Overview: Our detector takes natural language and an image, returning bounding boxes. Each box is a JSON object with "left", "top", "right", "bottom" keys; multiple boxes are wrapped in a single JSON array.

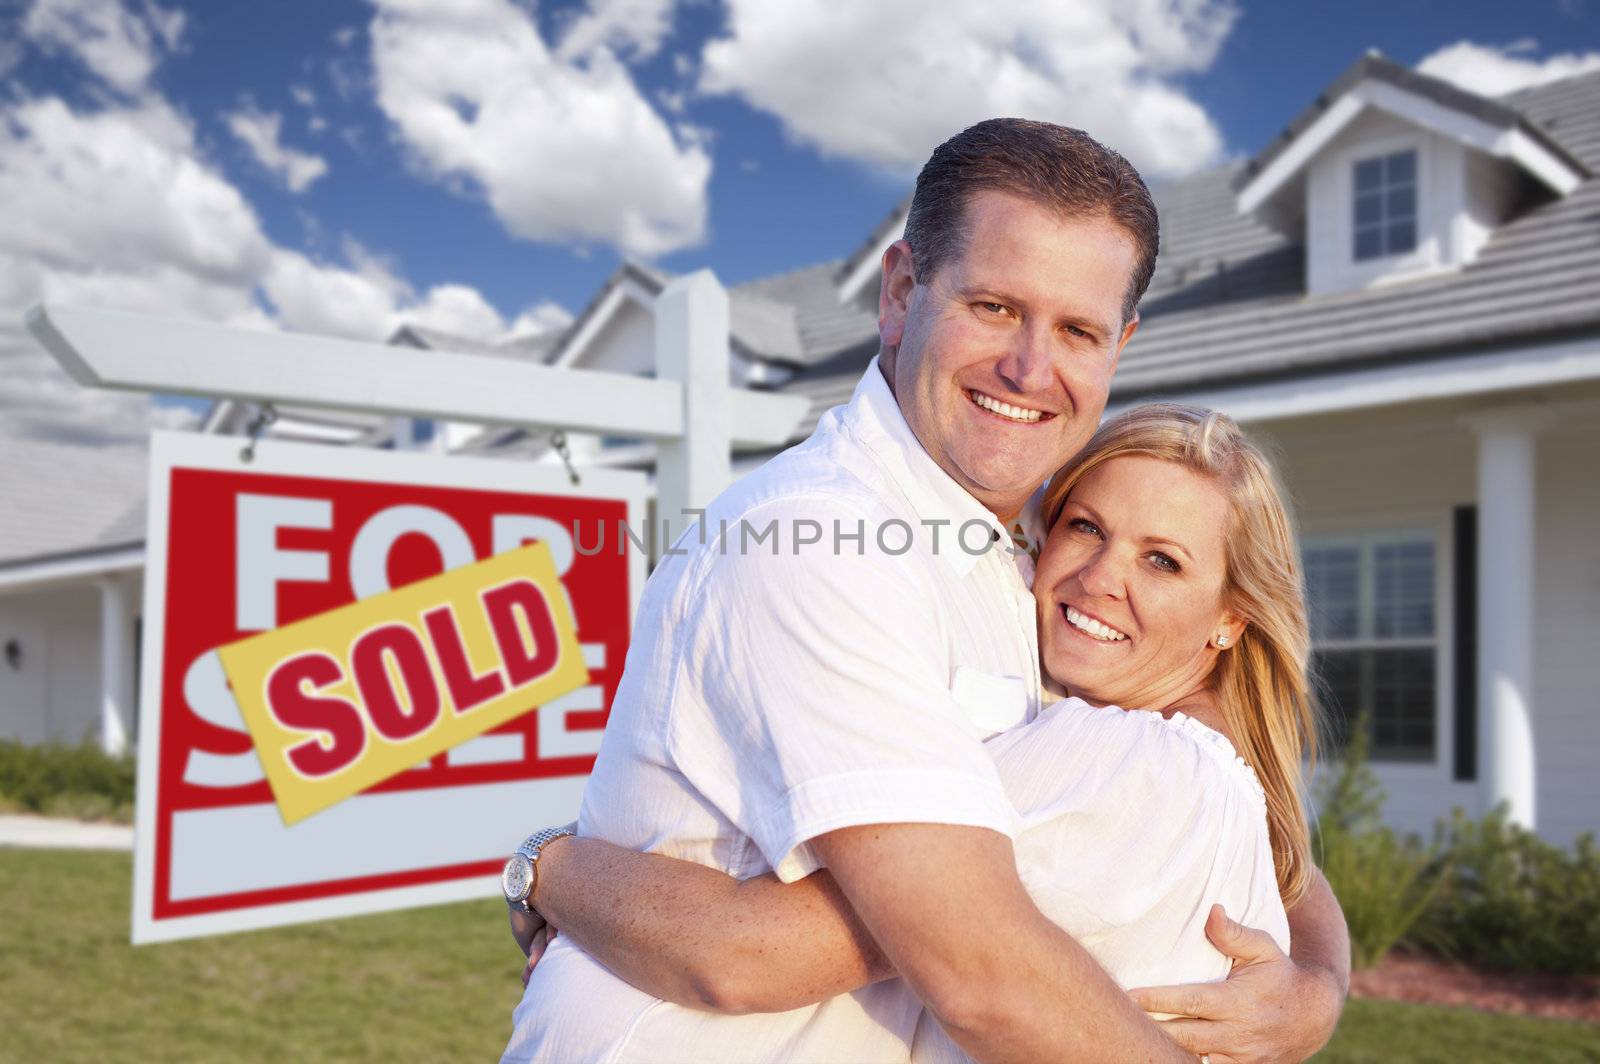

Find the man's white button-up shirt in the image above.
[{"left": 506, "top": 358, "right": 1046, "bottom": 1062}]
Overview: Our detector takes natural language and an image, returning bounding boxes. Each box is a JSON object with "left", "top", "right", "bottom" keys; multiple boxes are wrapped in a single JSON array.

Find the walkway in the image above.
[{"left": 0, "top": 813, "right": 133, "bottom": 850}]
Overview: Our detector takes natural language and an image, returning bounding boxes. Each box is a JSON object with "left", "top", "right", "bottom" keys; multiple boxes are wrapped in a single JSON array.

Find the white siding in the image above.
[
  {"left": 1258, "top": 406, "right": 1600, "bottom": 845},
  {"left": 0, "top": 584, "right": 107, "bottom": 747},
  {"left": 1533, "top": 416, "right": 1600, "bottom": 846},
  {"left": 1263, "top": 412, "right": 1479, "bottom": 838},
  {"left": 580, "top": 300, "right": 657, "bottom": 377}
]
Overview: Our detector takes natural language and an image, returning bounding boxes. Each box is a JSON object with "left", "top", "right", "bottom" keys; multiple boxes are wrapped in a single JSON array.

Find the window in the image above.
[
  {"left": 1304, "top": 529, "right": 1437, "bottom": 761},
  {"left": 1352, "top": 150, "right": 1418, "bottom": 262}
]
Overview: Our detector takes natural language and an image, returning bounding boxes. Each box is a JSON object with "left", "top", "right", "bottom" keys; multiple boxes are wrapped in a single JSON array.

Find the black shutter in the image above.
[{"left": 1453, "top": 505, "right": 1477, "bottom": 782}]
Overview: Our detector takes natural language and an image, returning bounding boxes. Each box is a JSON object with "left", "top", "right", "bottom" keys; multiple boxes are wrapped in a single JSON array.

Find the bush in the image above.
[
  {"left": 1413, "top": 808, "right": 1600, "bottom": 976},
  {"left": 0, "top": 739, "right": 136, "bottom": 823},
  {"left": 1313, "top": 723, "right": 1446, "bottom": 969}
]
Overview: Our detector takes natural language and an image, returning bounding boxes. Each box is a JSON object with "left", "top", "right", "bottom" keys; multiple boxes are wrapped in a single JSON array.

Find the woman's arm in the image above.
[{"left": 524, "top": 836, "right": 894, "bottom": 1013}]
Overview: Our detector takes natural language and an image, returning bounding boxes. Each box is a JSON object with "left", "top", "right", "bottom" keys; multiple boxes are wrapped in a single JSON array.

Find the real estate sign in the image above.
[{"left": 132, "top": 432, "right": 645, "bottom": 944}]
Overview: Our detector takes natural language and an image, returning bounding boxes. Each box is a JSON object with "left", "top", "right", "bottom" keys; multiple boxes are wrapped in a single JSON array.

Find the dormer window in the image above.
[
  {"left": 1233, "top": 53, "right": 1588, "bottom": 297},
  {"left": 1352, "top": 149, "right": 1417, "bottom": 261}
]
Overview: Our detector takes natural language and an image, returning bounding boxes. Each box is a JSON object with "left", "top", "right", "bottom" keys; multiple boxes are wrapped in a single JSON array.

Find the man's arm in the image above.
[
  {"left": 522, "top": 835, "right": 892, "bottom": 1012},
  {"left": 815, "top": 823, "right": 1193, "bottom": 1064},
  {"left": 1128, "top": 867, "right": 1350, "bottom": 1064}
]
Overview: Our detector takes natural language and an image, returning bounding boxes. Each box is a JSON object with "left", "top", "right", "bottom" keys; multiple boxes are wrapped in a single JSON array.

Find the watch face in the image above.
[{"left": 502, "top": 853, "right": 533, "bottom": 903}]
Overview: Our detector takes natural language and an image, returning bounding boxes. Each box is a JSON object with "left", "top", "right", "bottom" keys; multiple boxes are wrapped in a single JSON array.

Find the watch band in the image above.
[{"left": 503, "top": 824, "right": 575, "bottom": 911}]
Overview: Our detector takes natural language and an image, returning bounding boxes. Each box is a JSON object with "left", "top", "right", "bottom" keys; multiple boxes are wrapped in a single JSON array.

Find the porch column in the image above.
[
  {"left": 654, "top": 270, "right": 732, "bottom": 548},
  {"left": 97, "top": 574, "right": 136, "bottom": 756},
  {"left": 1469, "top": 407, "right": 1548, "bottom": 829}
]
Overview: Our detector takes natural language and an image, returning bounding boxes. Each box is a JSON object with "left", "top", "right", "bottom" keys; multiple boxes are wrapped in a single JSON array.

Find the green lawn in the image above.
[{"left": 3, "top": 848, "right": 1597, "bottom": 1063}]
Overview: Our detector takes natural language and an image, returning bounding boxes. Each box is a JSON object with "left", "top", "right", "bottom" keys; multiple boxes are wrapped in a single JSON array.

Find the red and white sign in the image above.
[{"left": 131, "top": 432, "right": 645, "bottom": 944}]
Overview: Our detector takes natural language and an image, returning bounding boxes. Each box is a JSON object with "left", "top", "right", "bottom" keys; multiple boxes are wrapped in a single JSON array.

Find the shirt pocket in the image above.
[{"left": 948, "top": 665, "right": 1033, "bottom": 738}]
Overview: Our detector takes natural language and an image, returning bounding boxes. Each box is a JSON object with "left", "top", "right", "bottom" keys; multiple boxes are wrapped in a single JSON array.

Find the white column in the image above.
[
  {"left": 654, "top": 270, "right": 732, "bottom": 551},
  {"left": 98, "top": 573, "right": 137, "bottom": 756},
  {"left": 1470, "top": 407, "right": 1548, "bottom": 829}
]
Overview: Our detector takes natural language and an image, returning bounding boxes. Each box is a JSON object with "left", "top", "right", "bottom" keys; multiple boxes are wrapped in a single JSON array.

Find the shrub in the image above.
[
  {"left": 0, "top": 739, "right": 136, "bottom": 823},
  {"left": 1413, "top": 808, "right": 1600, "bottom": 976},
  {"left": 1312, "top": 723, "right": 1446, "bottom": 969}
]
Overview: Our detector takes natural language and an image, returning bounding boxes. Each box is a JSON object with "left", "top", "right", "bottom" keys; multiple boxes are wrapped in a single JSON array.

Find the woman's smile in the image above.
[{"left": 1059, "top": 603, "right": 1129, "bottom": 643}]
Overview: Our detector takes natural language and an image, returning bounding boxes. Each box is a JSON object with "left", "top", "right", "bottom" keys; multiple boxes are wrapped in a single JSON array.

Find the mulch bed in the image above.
[{"left": 1351, "top": 951, "right": 1600, "bottom": 1024}]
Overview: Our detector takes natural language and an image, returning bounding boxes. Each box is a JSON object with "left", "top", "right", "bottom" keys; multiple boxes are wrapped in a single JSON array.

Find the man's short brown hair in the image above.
[{"left": 903, "top": 118, "right": 1159, "bottom": 324}]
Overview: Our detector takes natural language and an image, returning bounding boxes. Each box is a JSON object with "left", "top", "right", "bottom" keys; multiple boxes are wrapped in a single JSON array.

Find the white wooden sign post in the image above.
[{"left": 26, "top": 269, "right": 809, "bottom": 529}]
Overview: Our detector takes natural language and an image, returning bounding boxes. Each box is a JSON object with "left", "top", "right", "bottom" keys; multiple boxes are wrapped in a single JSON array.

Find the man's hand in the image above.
[
  {"left": 508, "top": 905, "right": 559, "bottom": 987},
  {"left": 1129, "top": 905, "right": 1345, "bottom": 1064}
]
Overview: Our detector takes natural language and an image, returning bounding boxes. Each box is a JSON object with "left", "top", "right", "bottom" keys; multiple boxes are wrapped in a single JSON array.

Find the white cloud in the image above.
[
  {"left": 555, "top": 0, "right": 676, "bottom": 62},
  {"left": 223, "top": 105, "right": 330, "bottom": 192},
  {"left": 699, "top": 0, "right": 1236, "bottom": 179},
  {"left": 1416, "top": 39, "right": 1600, "bottom": 97},
  {"left": 290, "top": 83, "right": 316, "bottom": 108},
  {"left": 507, "top": 300, "right": 575, "bottom": 339},
  {"left": 0, "top": 94, "right": 271, "bottom": 311},
  {"left": 0, "top": 84, "right": 547, "bottom": 444},
  {"left": 22, "top": 0, "right": 185, "bottom": 95},
  {"left": 368, "top": 0, "right": 710, "bottom": 257}
]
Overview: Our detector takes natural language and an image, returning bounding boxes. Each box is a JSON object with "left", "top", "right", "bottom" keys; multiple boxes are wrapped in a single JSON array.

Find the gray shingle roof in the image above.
[
  {"left": 0, "top": 439, "right": 148, "bottom": 565},
  {"left": 554, "top": 259, "right": 826, "bottom": 367},
  {"left": 832, "top": 194, "right": 911, "bottom": 286},
  {"left": 733, "top": 261, "right": 879, "bottom": 366},
  {"left": 767, "top": 65, "right": 1600, "bottom": 421},
  {"left": 1237, "top": 53, "right": 1588, "bottom": 194},
  {"left": 1115, "top": 68, "right": 1600, "bottom": 397}
]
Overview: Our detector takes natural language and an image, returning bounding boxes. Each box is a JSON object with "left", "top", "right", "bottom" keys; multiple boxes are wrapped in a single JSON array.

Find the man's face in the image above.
[{"left": 879, "top": 189, "right": 1141, "bottom": 521}]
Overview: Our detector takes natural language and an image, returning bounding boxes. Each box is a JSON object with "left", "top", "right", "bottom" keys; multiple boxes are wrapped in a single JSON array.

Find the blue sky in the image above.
[{"left": 2, "top": 0, "right": 1598, "bottom": 442}]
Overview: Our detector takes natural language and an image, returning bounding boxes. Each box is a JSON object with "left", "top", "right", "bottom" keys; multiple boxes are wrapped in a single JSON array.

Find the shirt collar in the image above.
[{"left": 842, "top": 357, "right": 1014, "bottom": 578}]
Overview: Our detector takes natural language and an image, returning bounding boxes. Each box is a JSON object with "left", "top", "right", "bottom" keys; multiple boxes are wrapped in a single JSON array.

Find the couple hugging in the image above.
[{"left": 499, "top": 119, "right": 1351, "bottom": 1063}]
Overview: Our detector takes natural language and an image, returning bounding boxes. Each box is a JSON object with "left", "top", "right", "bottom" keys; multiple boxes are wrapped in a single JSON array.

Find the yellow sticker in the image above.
[{"left": 218, "top": 543, "right": 588, "bottom": 825}]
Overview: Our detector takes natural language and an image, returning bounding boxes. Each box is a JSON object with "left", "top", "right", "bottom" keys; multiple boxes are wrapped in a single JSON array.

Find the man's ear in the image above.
[
  {"left": 1109, "top": 310, "right": 1139, "bottom": 375},
  {"left": 878, "top": 239, "right": 917, "bottom": 350}
]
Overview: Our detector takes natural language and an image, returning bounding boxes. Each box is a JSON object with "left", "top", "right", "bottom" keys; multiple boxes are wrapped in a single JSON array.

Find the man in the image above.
[{"left": 502, "top": 119, "right": 1349, "bottom": 1063}]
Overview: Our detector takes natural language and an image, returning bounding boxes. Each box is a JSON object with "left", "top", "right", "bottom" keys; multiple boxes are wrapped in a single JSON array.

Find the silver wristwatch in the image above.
[{"left": 501, "top": 825, "right": 575, "bottom": 912}]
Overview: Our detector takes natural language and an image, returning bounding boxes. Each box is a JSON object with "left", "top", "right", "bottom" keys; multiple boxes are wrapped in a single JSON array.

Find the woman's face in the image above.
[{"left": 1035, "top": 454, "right": 1243, "bottom": 712}]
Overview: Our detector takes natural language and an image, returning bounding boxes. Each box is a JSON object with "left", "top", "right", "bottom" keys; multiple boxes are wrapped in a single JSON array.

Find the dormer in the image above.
[{"left": 1235, "top": 54, "right": 1589, "bottom": 297}]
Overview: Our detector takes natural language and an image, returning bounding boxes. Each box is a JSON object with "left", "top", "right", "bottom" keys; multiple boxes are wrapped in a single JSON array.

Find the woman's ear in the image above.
[{"left": 1213, "top": 611, "right": 1247, "bottom": 650}]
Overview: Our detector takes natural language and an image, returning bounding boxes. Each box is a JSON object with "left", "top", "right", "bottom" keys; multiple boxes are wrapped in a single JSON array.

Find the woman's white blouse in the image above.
[{"left": 912, "top": 697, "right": 1291, "bottom": 1064}]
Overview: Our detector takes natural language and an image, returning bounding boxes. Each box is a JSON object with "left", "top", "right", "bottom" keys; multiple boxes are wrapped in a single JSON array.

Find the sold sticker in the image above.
[{"left": 218, "top": 542, "right": 588, "bottom": 825}]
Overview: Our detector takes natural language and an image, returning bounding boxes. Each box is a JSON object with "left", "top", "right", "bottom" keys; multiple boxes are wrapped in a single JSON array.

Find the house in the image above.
[{"left": 3, "top": 54, "right": 1596, "bottom": 848}]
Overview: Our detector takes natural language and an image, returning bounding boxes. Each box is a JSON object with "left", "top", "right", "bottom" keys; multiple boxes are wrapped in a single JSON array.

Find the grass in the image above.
[
  {"left": 2, "top": 848, "right": 1597, "bottom": 1063},
  {"left": 1325, "top": 999, "right": 1600, "bottom": 1062},
  {"left": 0, "top": 848, "right": 524, "bottom": 1062}
]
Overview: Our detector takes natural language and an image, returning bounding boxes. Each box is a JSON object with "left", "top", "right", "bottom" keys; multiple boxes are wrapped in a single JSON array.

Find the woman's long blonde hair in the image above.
[{"left": 1040, "top": 403, "right": 1319, "bottom": 906}]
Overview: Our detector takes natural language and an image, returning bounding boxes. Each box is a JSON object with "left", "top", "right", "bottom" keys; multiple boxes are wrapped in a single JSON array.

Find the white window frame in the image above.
[
  {"left": 1316, "top": 128, "right": 1447, "bottom": 292},
  {"left": 1351, "top": 148, "right": 1420, "bottom": 263},
  {"left": 1302, "top": 512, "right": 1454, "bottom": 779}
]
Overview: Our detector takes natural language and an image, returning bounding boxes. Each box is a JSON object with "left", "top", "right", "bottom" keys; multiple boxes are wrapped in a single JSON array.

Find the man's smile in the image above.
[{"left": 966, "top": 388, "right": 1056, "bottom": 425}]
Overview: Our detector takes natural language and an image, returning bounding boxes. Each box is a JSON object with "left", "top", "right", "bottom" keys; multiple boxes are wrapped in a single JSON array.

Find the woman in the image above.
[{"left": 506, "top": 404, "right": 1319, "bottom": 1062}]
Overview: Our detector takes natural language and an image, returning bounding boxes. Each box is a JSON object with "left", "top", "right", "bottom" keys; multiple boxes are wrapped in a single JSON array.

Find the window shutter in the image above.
[{"left": 1453, "top": 505, "right": 1477, "bottom": 782}]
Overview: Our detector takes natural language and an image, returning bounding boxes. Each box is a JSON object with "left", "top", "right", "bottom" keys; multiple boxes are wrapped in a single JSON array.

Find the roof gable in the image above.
[{"left": 1236, "top": 53, "right": 1588, "bottom": 224}]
